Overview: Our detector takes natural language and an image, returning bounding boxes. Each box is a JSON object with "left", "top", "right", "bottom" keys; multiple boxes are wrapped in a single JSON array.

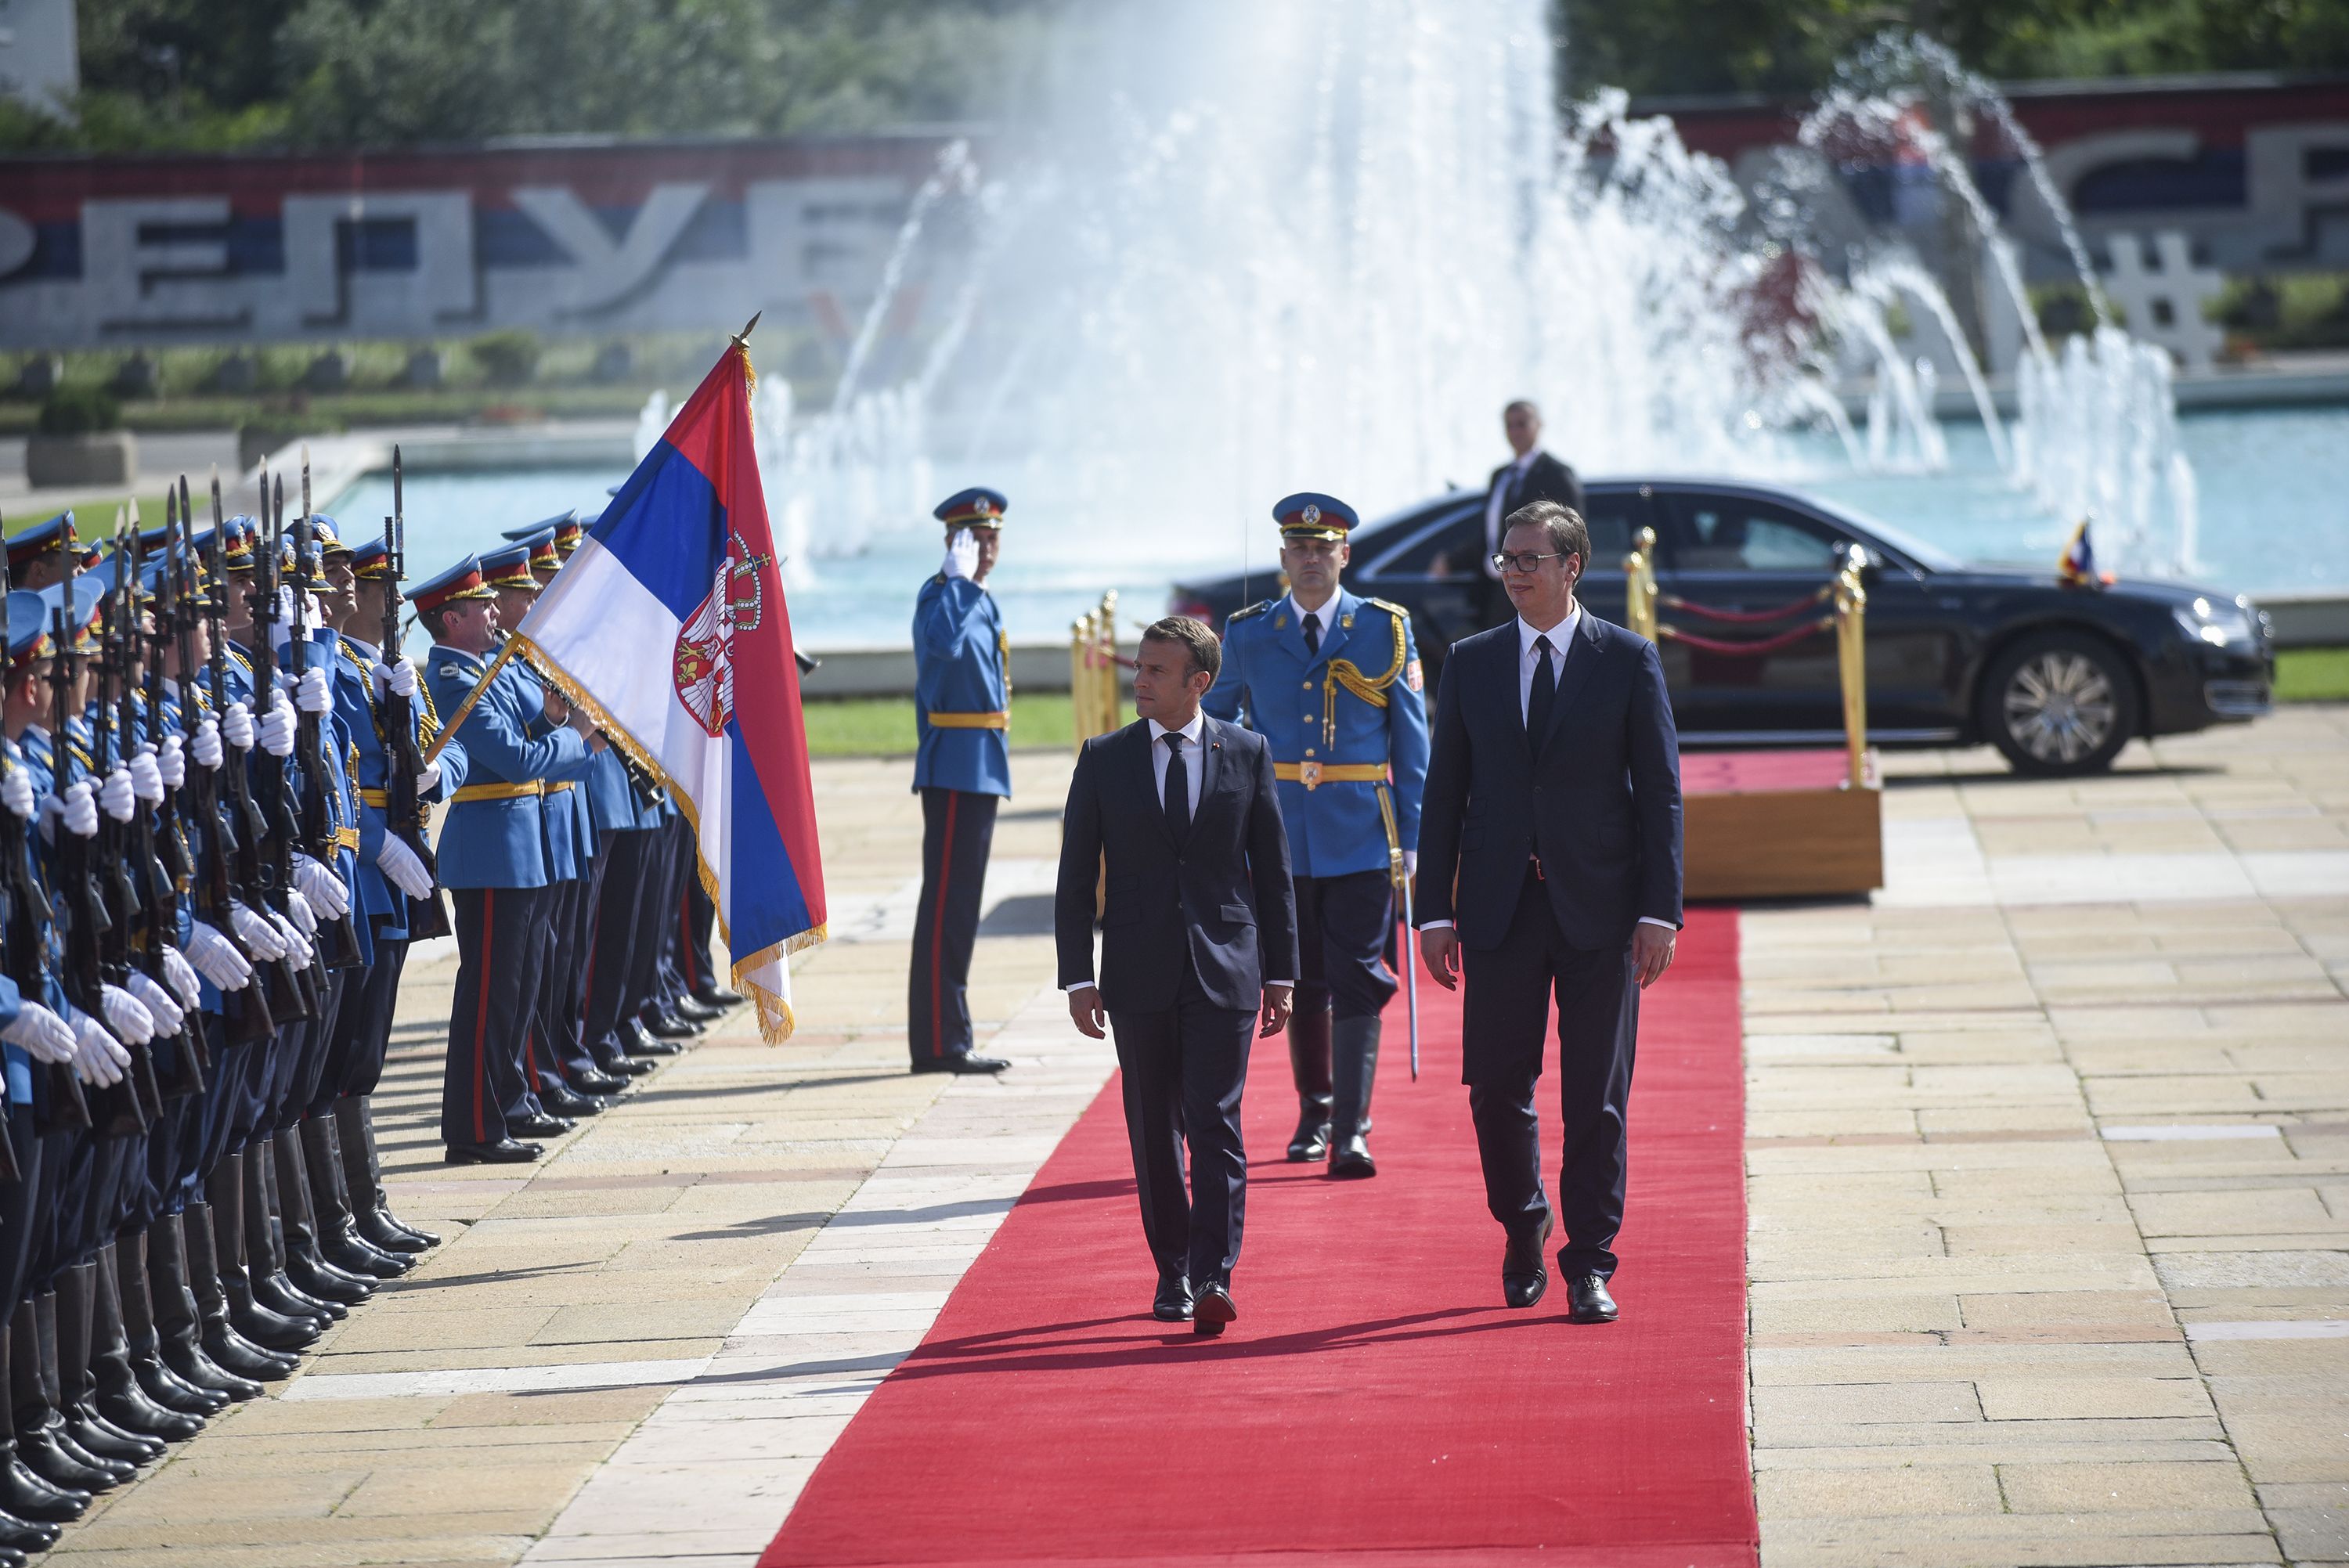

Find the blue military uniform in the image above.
[
  {"left": 907, "top": 487, "right": 1013, "bottom": 1074},
  {"left": 1203, "top": 492, "right": 1429, "bottom": 1176},
  {"left": 420, "top": 555, "right": 594, "bottom": 1161}
]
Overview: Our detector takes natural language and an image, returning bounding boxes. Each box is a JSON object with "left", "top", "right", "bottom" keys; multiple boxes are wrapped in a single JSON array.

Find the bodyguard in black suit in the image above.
[
  {"left": 1056, "top": 618, "right": 1298, "bottom": 1337},
  {"left": 1417, "top": 500, "right": 1683, "bottom": 1324},
  {"left": 1475, "top": 401, "right": 1586, "bottom": 629}
]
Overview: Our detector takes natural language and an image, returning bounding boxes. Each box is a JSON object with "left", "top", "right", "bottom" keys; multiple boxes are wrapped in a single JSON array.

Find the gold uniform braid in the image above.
[{"left": 1320, "top": 608, "right": 1409, "bottom": 748}]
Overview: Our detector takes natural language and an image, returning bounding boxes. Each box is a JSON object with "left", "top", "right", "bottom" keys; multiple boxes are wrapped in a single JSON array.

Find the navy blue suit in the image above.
[
  {"left": 1055, "top": 716, "right": 1297, "bottom": 1286},
  {"left": 1415, "top": 608, "right": 1682, "bottom": 1278}
]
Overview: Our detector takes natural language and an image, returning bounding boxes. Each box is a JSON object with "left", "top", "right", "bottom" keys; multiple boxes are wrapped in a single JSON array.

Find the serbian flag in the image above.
[
  {"left": 2056, "top": 517, "right": 2107, "bottom": 589},
  {"left": 506, "top": 330, "right": 825, "bottom": 1040}
]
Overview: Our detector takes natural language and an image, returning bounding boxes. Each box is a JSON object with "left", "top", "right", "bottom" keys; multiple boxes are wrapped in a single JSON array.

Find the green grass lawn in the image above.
[
  {"left": 4, "top": 492, "right": 178, "bottom": 535},
  {"left": 2277, "top": 647, "right": 2349, "bottom": 702},
  {"left": 800, "top": 692, "right": 1107, "bottom": 758}
]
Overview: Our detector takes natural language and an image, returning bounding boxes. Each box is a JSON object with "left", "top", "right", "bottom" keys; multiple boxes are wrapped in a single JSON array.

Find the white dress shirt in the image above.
[
  {"left": 1066, "top": 709, "right": 1290, "bottom": 993},
  {"left": 1285, "top": 594, "right": 1331, "bottom": 651},
  {"left": 1420, "top": 604, "right": 1674, "bottom": 935}
]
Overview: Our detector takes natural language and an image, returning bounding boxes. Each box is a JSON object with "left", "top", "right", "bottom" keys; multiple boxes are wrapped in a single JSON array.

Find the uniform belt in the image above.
[
  {"left": 358, "top": 788, "right": 388, "bottom": 808},
  {"left": 450, "top": 780, "right": 543, "bottom": 802},
  {"left": 335, "top": 827, "right": 361, "bottom": 852},
  {"left": 547, "top": 780, "right": 576, "bottom": 792},
  {"left": 1272, "top": 761, "right": 1387, "bottom": 789},
  {"left": 926, "top": 711, "right": 1009, "bottom": 730}
]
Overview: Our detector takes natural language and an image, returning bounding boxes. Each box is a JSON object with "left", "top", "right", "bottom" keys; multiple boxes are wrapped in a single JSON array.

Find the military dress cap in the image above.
[
  {"left": 507, "top": 526, "right": 561, "bottom": 572},
  {"left": 37, "top": 579, "right": 101, "bottom": 653},
  {"left": 412, "top": 555, "right": 496, "bottom": 615},
  {"left": 349, "top": 537, "right": 395, "bottom": 582},
  {"left": 480, "top": 544, "right": 539, "bottom": 593},
  {"left": 503, "top": 510, "right": 577, "bottom": 545},
  {"left": 218, "top": 517, "right": 258, "bottom": 571},
  {"left": 1273, "top": 492, "right": 1359, "bottom": 542},
  {"left": 934, "top": 487, "right": 1009, "bottom": 530},
  {"left": 5, "top": 592, "right": 52, "bottom": 667},
  {"left": 306, "top": 514, "right": 353, "bottom": 557},
  {"left": 5, "top": 512, "right": 74, "bottom": 571}
]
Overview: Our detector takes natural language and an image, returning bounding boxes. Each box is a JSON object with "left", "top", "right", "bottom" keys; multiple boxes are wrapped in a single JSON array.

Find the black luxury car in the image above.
[{"left": 1167, "top": 478, "right": 2275, "bottom": 777}]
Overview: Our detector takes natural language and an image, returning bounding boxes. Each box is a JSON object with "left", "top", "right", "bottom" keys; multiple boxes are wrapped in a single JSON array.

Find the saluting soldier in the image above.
[
  {"left": 907, "top": 487, "right": 1013, "bottom": 1076},
  {"left": 417, "top": 555, "right": 601, "bottom": 1165},
  {"left": 1203, "top": 492, "right": 1429, "bottom": 1177}
]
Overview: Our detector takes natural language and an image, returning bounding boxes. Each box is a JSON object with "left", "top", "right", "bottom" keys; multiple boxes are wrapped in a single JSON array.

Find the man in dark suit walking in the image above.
[
  {"left": 1416, "top": 500, "right": 1683, "bottom": 1324},
  {"left": 1056, "top": 618, "right": 1299, "bottom": 1336},
  {"left": 1475, "top": 402, "right": 1585, "bottom": 629}
]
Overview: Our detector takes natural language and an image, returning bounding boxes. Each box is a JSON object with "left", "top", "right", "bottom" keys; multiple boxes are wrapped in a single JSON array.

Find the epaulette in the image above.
[
  {"left": 1363, "top": 597, "right": 1411, "bottom": 619},
  {"left": 1225, "top": 599, "right": 1276, "bottom": 624}
]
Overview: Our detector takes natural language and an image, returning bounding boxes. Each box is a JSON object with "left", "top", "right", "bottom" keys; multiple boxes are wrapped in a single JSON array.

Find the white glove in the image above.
[
  {"left": 47, "top": 782, "right": 99, "bottom": 839},
  {"left": 159, "top": 943, "right": 203, "bottom": 1008},
  {"left": 99, "top": 769, "right": 136, "bottom": 824},
  {"left": 126, "top": 971, "right": 185, "bottom": 1036},
  {"left": 417, "top": 759, "right": 442, "bottom": 795},
  {"left": 294, "top": 853, "right": 350, "bottom": 919},
  {"left": 1402, "top": 849, "right": 1418, "bottom": 881},
  {"left": 0, "top": 1002, "right": 76, "bottom": 1065},
  {"left": 99, "top": 982, "right": 156, "bottom": 1045},
  {"left": 940, "top": 527, "right": 979, "bottom": 581},
  {"left": 128, "top": 747, "right": 164, "bottom": 805},
  {"left": 221, "top": 701, "right": 254, "bottom": 752},
  {"left": 157, "top": 734, "right": 186, "bottom": 788},
  {"left": 280, "top": 890, "right": 318, "bottom": 938},
  {"left": 70, "top": 1015, "right": 128, "bottom": 1087},
  {"left": 190, "top": 719, "right": 223, "bottom": 770},
  {"left": 1, "top": 767, "right": 33, "bottom": 821},
  {"left": 270, "top": 908, "right": 316, "bottom": 968},
  {"left": 292, "top": 667, "right": 330, "bottom": 716},
  {"left": 186, "top": 921, "right": 254, "bottom": 991},
  {"left": 227, "top": 902, "right": 287, "bottom": 962},
  {"left": 375, "top": 658, "right": 420, "bottom": 700},
  {"left": 376, "top": 834, "right": 436, "bottom": 901},
  {"left": 259, "top": 691, "right": 296, "bottom": 756}
]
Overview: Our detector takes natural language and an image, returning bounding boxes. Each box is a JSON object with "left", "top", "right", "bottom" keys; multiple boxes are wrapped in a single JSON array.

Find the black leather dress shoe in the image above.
[
  {"left": 1565, "top": 1271, "right": 1618, "bottom": 1324},
  {"left": 670, "top": 994, "right": 723, "bottom": 1022},
  {"left": 620, "top": 1020, "right": 684, "bottom": 1058},
  {"left": 1191, "top": 1281, "right": 1236, "bottom": 1338},
  {"left": 1328, "top": 1131, "right": 1376, "bottom": 1179},
  {"left": 536, "top": 1084, "right": 602, "bottom": 1118},
  {"left": 444, "top": 1139, "right": 543, "bottom": 1166},
  {"left": 693, "top": 985, "right": 745, "bottom": 1008},
  {"left": 911, "top": 1053, "right": 1008, "bottom": 1076},
  {"left": 508, "top": 1112, "right": 575, "bottom": 1138},
  {"left": 604, "top": 1054, "right": 659, "bottom": 1078},
  {"left": 644, "top": 1010, "right": 701, "bottom": 1040},
  {"left": 1152, "top": 1269, "right": 1193, "bottom": 1323},
  {"left": 1503, "top": 1215, "right": 1553, "bottom": 1310},
  {"left": 572, "top": 1069, "right": 632, "bottom": 1097},
  {"left": 1286, "top": 1105, "right": 1330, "bottom": 1162}
]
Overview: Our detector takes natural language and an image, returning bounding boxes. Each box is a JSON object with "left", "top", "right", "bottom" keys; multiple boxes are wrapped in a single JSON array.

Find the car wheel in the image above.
[{"left": 1979, "top": 631, "right": 2137, "bottom": 777}]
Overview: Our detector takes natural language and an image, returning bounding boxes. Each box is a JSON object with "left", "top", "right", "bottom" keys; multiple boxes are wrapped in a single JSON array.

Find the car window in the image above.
[
  {"left": 1577, "top": 492, "right": 1647, "bottom": 568},
  {"left": 1362, "top": 505, "right": 1482, "bottom": 581},
  {"left": 1663, "top": 494, "right": 1841, "bottom": 574}
]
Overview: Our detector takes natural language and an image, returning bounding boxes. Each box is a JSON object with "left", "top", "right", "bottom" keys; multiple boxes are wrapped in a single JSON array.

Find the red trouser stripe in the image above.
[
  {"left": 680, "top": 886, "right": 699, "bottom": 989},
  {"left": 472, "top": 890, "right": 494, "bottom": 1144},
  {"left": 929, "top": 791, "right": 958, "bottom": 1059}
]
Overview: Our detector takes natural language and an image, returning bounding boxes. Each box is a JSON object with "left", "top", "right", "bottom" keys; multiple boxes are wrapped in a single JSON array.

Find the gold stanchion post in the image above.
[
  {"left": 1069, "top": 613, "right": 1094, "bottom": 757},
  {"left": 1624, "top": 525, "right": 1659, "bottom": 642},
  {"left": 1834, "top": 545, "right": 1869, "bottom": 788}
]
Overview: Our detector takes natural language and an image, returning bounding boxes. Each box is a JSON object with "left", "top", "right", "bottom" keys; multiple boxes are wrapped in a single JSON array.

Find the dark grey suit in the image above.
[
  {"left": 1055, "top": 716, "right": 1298, "bottom": 1285},
  {"left": 1415, "top": 610, "right": 1682, "bottom": 1278}
]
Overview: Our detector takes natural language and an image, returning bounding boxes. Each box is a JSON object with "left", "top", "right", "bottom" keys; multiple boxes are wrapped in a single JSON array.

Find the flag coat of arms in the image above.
[{"left": 505, "top": 334, "right": 825, "bottom": 1040}]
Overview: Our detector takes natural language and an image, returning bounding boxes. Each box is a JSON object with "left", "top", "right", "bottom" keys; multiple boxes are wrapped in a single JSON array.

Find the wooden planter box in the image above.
[
  {"left": 1682, "top": 749, "right": 1883, "bottom": 902},
  {"left": 26, "top": 431, "right": 136, "bottom": 488}
]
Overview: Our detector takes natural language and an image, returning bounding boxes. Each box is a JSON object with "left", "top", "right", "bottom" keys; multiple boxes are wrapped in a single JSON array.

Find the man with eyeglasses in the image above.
[{"left": 1415, "top": 500, "right": 1682, "bottom": 1326}]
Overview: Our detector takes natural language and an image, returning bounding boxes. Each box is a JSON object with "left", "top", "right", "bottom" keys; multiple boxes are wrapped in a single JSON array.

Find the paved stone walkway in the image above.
[{"left": 34, "top": 710, "right": 2349, "bottom": 1566}]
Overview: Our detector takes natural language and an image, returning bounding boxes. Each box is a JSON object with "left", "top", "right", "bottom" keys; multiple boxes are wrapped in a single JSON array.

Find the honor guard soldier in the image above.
[
  {"left": 9, "top": 513, "right": 78, "bottom": 593},
  {"left": 416, "top": 554, "right": 601, "bottom": 1165},
  {"left": 908, "top": 487, "right": 1012, "bottom": 1076},
  {"left": 1203, "top": 492, "right": 1428, "bottom": 1177}
]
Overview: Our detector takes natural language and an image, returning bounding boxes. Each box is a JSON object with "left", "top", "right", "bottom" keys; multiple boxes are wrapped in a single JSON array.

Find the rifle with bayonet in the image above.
[
  {"left": 132, "top": 502, "right": 207, "bottom": 1094},
  {"left": 96, "top": 528, "right": 168, "bottom": 1122},
  {"left": 55, "top": 591, "right": 151, "bottom": 1136},
  {"left": 380, "top": 446, "right": 450, "bottom": 941},
  {"left": 290, "top": 454, "right": 361, "bottom": 969},
  {"left": 248, "top": 474, "right": 321, "bottom": 1015}
]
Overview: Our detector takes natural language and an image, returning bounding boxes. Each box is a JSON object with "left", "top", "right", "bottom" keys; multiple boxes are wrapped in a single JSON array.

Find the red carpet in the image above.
[
  {"left": 763, "top": 908, "right": 1754, "bottom": 1568},
  {"left": 1680, "top": 748, "right": 1849, "bottom": 793}
]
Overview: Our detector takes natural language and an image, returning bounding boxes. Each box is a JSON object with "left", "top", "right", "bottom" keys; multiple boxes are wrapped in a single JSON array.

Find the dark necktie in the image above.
[
  {"left": 1163, "top": 732, "right": 1190, "bottom": 843},
  {"left": 1303, "top": 613, "right": 1321, "bottom": 658},
  {"left": 1526, "top": 633, "right": 1557, "bottom": 745}
]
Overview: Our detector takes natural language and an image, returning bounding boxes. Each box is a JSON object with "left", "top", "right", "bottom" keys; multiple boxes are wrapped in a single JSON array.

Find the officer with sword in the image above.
[{"left": 1204, "top": 492, "right": 1428, "bottom": 1177}]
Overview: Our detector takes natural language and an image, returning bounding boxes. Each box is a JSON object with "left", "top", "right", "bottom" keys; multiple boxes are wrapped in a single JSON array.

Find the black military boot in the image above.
[
  {"left": 1286, "top": 1004, "right": 1334, "bottom": 1162},
  {"left": 89, "top": 1242, "right": 205, "bottom": 1441},
  {"left": 337, "top": 1096, "right": 439, "bottom": 1252},
  {"left": 0, "top": 1314, "right": 95, "bottom": 1521},
  {"left": 276, "top": 1132, "right": 374, "bottom": 1308},
  {"left": 217, "top": 1152, "right": 324, "bottom": 1350},
  {"left": 303, "top": 1118, "right": 409, "bottom": 1280},
  {"left": 18, "top": 1296, "right": 126, "bottom": 1491},
  {"left": 250, "top": 1137, "right": 348, "bottom": 1322},
  {"left": 148, "top": 1213, "right": 265, "bottom": 1399},
  {"left": 1327, "top": 1016, "right": 1382, "bottom": 1179},
  {"left": 184, "top": 1201, "right": 296, "bottom": 1379},
  {"left": 0, "top": 1352, "right": 76, "bottom": 1530},
  {"left": 55, "top": 1265, "right": 158, "bottom": 1469}
]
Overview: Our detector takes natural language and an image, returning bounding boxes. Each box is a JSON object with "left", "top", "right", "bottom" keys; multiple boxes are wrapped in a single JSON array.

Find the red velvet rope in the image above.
[
  {"left": 1658, "top": 615, "right": 1836, "bottom": 657},
  {"left": 1657, "top": 583, "right": 1833, "bottom": 624}
]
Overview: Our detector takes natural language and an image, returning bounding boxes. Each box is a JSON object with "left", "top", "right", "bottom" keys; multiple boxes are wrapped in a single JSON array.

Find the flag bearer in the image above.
[{"left": 908, "top": 488, "right": 1012, "bottom": 1076}]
